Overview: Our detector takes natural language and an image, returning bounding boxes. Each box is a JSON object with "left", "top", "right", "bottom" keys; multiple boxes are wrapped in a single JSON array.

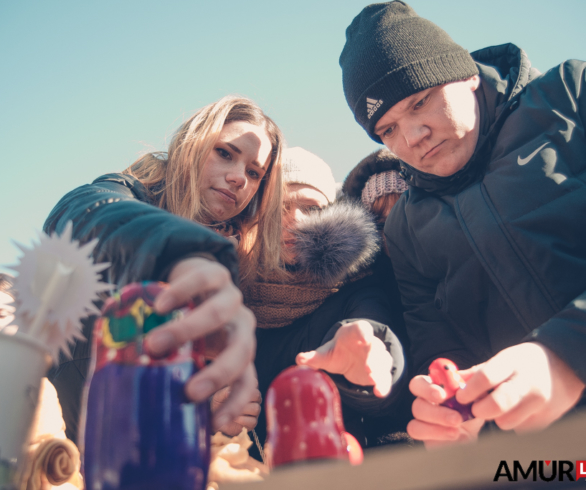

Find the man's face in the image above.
[
  {"left": 374, "top": 76, "right": 481, "bottom": 177},
  {"left": 282, "top": 183, "right": 329, "bottom": 265}
]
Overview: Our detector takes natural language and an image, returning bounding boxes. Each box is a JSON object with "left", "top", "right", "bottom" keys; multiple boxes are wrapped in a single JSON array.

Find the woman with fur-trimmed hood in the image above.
[{"left": 242, "top": 148, "right": 410, "bottom": 459}]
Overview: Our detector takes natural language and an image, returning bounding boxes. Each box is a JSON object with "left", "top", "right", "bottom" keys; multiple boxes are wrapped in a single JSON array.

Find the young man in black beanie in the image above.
[{"left": 340, "top": 0, "right": 586, "bottom": 448}]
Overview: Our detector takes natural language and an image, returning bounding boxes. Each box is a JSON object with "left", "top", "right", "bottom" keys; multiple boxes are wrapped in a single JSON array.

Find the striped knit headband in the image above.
[{"left": 361, "top": 170, "right": 408, "bottom": 209}]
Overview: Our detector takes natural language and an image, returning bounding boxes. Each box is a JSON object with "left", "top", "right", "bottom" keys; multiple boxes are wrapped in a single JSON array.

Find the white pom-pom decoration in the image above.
[{"left": 8, "top": 222, "right": 110, "bottom": 360}]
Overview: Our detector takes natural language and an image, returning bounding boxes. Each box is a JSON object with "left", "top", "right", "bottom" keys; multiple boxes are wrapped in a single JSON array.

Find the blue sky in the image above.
[{"left": 2, "top": 0, "right": 585, "bottom": 271}]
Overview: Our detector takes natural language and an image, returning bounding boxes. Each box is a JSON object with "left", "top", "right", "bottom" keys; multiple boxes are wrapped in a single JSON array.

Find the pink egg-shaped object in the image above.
[
  {"left": 265, "top": 366, "right": 349, "bottom": 468},
  {"left": 343, "top": 431, "right": 363, "bottom": 466}
]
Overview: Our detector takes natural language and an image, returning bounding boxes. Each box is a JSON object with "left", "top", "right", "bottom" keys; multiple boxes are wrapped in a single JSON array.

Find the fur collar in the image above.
[{"left": 291, "top": 199, "right": 380, "bottom": 288}]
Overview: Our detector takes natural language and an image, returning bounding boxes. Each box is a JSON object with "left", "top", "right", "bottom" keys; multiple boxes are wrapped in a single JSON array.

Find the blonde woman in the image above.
[{"left": 43, "top": 95, "right": 284, "bottom": 445}]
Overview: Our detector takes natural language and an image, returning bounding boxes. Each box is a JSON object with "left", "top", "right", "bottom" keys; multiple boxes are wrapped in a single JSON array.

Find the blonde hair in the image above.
[{"left": 124, "top": 95, "right": 284, "bottom": 285}]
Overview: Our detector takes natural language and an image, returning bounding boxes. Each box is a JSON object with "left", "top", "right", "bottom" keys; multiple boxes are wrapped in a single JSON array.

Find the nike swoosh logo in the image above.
[{"left": 517, "top": 142, "right": 549, "bottom": 166}]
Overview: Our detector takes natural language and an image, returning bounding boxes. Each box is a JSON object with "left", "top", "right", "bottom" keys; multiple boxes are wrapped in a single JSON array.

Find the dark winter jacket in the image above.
[
  {"left": 250, "top": 201, "right": 410, "bottom": 455},
  {"left": 43, "top": 173, "right": 238, "bottom": 443},
  {"left": 385, "top": 43, "right": 586, "bottom": 384}
]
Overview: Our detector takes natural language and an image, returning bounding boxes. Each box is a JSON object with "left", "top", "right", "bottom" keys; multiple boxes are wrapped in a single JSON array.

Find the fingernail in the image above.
[
  {"left": 447, "top": 413, "right": 461, "bottom": 426},
  {"left": 187, "top": 379, "right": 215, "bottom": 401},
  {"left": 146, "top": 331, "right": 174, "bottom": 355}
]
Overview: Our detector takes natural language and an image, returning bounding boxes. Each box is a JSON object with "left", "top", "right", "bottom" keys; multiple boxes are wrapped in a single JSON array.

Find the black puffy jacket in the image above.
[
  {"left": 386, "top": 43, "right": 586, "bottom": 384},
  {"left": 43, "top": 173, "right": 238, "bottom": 443}
]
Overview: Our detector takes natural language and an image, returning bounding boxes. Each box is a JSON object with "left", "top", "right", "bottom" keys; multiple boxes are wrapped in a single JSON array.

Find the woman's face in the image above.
[
  {"left": 281, "top": 183, "right": 329, "bottom": 265},
  {"left": 201, "top": 121, "right": 273, "bottom": 221}
]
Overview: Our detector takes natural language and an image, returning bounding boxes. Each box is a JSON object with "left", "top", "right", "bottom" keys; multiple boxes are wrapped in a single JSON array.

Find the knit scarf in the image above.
[{"left": 242, "top": 276, "right": 339, "bottom": 330}]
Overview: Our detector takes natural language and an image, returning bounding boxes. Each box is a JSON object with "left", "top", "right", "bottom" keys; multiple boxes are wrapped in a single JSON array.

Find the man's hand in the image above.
[
  {"left": 407, "top": 374, "right": 485, "bottom": 448},
  {"left": 457, "top": 342, "right": 585, "bottom": 432},
  {"left": 408, "top": 342, "right": 585, "bottom": 449},
  {"left": 211, "top": 385, "right": 262, "bottom": 436},
  {"left": 143, "top": 257, "right": 257, "bottom": 431},
  {"left": 295, "top": 320, "right": 393, "bottom": 397}
]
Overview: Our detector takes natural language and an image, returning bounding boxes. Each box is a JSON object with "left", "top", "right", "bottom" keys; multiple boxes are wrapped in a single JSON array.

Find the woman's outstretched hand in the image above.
[
  {"left": 296, "top": 320, "right": 393, "bottom": 398},
  {"left": 144, "top": 257, "right": 257, "bottom": 432}
]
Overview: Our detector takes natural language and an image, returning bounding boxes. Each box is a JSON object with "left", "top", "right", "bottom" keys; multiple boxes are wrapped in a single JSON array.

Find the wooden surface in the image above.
[{"left": 227, "top": 409, "right": 586, "bottom": 490}]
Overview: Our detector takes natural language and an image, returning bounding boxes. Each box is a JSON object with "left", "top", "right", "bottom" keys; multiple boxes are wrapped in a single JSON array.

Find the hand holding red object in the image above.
[
  {"left": 407, "top": 373, "right": 485, "bottom": 448},
  {"left": 428, "top": 358, "right": 474, "bottom": 421},
  {"left": 456, "top": 343, "right": 585, "bottom": 432}
]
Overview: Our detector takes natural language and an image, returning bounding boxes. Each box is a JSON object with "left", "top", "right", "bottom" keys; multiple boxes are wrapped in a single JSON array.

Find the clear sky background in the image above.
[{"left": 2, "top": 0, "right": 585, "bottom": 271}]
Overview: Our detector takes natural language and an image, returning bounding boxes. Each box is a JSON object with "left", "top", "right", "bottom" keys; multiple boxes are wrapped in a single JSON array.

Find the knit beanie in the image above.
[
  {"left": 339, "top": 1, "right": 479, "bottom": 143},
  {"left": 283, "top": 147, "right": 337, "bottom": 203}
]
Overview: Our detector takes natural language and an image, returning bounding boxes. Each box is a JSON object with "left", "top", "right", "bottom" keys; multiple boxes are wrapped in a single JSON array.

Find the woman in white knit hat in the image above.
[{"left": 242, "top": 147, "right": 411, "bottom": 461}]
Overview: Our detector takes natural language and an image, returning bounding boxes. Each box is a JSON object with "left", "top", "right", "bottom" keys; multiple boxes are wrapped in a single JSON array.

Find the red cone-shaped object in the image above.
[{"left": 265, "top": 366, "right": 349, "bottom": 468}]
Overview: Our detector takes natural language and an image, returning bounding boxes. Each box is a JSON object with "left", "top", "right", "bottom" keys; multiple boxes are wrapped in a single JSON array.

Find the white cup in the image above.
[{"left": 0, "top": 331, "right": 51, "bottom": 488}]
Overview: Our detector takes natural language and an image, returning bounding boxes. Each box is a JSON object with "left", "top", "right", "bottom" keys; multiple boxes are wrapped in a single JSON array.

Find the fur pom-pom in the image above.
[{"left": 292, "top": 200, "right": 380, "bottom": 287}]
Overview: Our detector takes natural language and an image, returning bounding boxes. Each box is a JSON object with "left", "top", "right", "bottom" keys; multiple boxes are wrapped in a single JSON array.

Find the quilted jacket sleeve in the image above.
[
  {"left": 43, "top": 173, "right": 239, "bottom": 285},
  {"left": 523, "top": 60, "right": 586, "bottom": 384}
]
